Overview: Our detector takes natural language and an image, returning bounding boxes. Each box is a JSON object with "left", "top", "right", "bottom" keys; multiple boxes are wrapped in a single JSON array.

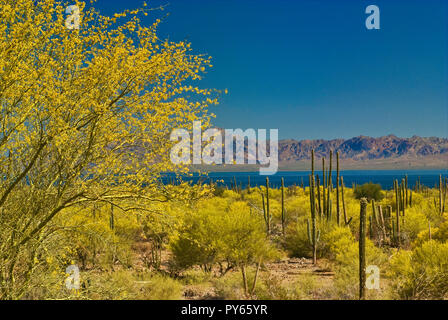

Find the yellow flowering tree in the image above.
[{"left": 0, "top": 0, "right": 217, "bottom": 298}]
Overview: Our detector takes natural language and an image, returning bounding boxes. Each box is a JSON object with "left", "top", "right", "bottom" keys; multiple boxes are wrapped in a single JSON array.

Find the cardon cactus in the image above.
[
  {"left": 359, "top": 198, "right": 368, "bottom": 300},
  {"left": 281, "top": 177, "right": 286, "bottom": 235},
  {"left": 308, "top": 150, "right": 320, "bottom": 265}
]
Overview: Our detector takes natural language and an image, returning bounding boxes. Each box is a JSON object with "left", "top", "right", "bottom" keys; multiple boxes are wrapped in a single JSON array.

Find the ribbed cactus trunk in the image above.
[
  {"left": 341, "top": 176, "right": 348, "bottom": 225},
  {"left": 310, "top": 149, "right": 315, "bottom": 218},
  {"left": 307, "top": 149, "right": 320, "bottom": 264},
  {"left": 394, "top": 180, "right": 400, "bottom": 217},
  {"left": 281, "top": 177, "right": 285, "bottom": 236},
  {"left": 261, "top": 193, "right": 269, "bottom": 235},
  {"left": 401, "top": 179, "right": 406, "bottom": 217},
  {"left": 327, "top": 151, "right": 333, "bottom": 220},
  {"left": 336, "top": 151, "right": 340, "bottom": 226},
  {"left": 439, "top": 175, "right": 443, "bottom": 215},
  {"left": 265, "top": 177, "right": 271, "bottom": 234},
  {"left": 442, "top": 177, "right": 448, "bottom": 212},
  {"left": 308, "top": 174, "right": 318, "bottom": 265},
  {"left": 370, "top": 200, "right": 378, "bottom": 241},
  {"left": 322, "top": 157, "right": 326, "bottom": 219},
  {"left": 316, "top": 175, "right": 322, "bottom": 218},
  {"left": 359, "top": 198, "right": 368, "bottom": 300},
  {"left": 311, "top": 149, "right": 315, "bottom": 177},
  {"left": 396, "top": 202, "right": 401, "bottom": 248},
  {"left": 405, "top": 175, "right": 409, "bottom": 207},
  {"left": 387, "top": 205, "right": 393, "bottom": 240},
  {"left": 378, "top": 205, "right": 387, "bottom": 245}
]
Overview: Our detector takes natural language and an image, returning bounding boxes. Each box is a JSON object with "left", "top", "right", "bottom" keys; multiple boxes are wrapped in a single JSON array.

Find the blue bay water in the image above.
[{"left": 162, "top": 170, "right": 448, "bottom": 190}]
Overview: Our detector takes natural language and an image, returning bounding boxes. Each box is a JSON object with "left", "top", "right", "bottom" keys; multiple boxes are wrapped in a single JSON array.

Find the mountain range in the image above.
[
  {"left": 276, "top": 135, "right": 448, "bottom": 170},
  {"left": 200, "top": 134, "right": 448, "bottom": 171}
]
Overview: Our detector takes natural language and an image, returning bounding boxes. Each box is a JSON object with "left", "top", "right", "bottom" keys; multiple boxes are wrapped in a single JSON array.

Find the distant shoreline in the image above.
[{"left": 193, "top": 159, "right": 448, "bottom": 172}]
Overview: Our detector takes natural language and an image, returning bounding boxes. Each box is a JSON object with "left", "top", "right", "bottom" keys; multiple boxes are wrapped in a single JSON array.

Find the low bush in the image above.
[{"left": 388, "top": 240, "right": 448, "bottom": 299}]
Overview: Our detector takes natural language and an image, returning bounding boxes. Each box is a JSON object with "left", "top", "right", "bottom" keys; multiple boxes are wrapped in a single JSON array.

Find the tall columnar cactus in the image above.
[
  {"left": 395, "top": 200, "right": 401, "bottom": 248},
  {"left": 401, "top": 179, "right": 406, "bottom": 216},
  {"left": 372, "top": 200, "right": 379, "bottom": 226},
  {"left": 341, "top": 176, "right": 349, "bottom": 225},
  {"left": 439, "top": 174, "right": 443, "bottom": 215},
  {"left": 394, "top": 180, "right": 400, "bottom": 216},
  {"left": 322, "top": 157, "right": 326, "bottom": 218},
  {"left": 261, "top": 194, "right": 270, "bottom": 234},
  {"left": 308, "top": 174, "right": 320, "bottom": 265},
  {"left": 328, "top": 151, "right": 333, "bottom": 190},
  {"left": 261, "top": 192, "right": 266, "bottom": 222},
  {"left": 359, "top": 198, "right": 368, "bottom": 300},
  {"left": 336, "top": 151, "right": 340, "bottom": 225},
  {"left": 378, "top": 205, "right": 387, "bottom": 244},
  {"left": 311, "top": 149, "right": 315, "bottom": 177},
  {"left": 370, "top": 200, "right": 378, "bottom": 241},
  {"left": 387, "top": 205, "right": 393, "bottom": 238},
  {"left": 265, "top": 177, "right": 271, "bottom": 233},
  {"left": 392, "top": 220, "right": 396, "bottom": 243},
  {"left": 443, "top": 177, "right": 447, "bottom": 213},
  {"left": 281, "top": 177, "right": 286, "bottom": 235},
  {"left": 327, "top": 151, "right": 333, "bottom": 219},
  {"left": 310, "top": 149, "right": 315, "bottom": 216},
  {"left": 316, "top": 175, "right": 322, "bottom": 217},
  {"left": 405, "top": 175, "right": 409, "bottom": 207}
]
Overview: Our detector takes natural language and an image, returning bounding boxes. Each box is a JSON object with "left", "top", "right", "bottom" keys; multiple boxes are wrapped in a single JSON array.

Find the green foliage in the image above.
[
  {"left": 331, "top": 238, "right": 387, "bottom": 300},
  {"left": 285, "top": 218, "right": 353, "bottom": 260},
  {"left": 388, "top": 241, "right": 448, "bottom": 299},
  {"left": 354, "top": 183, "right": 384, "bottom": 202},
  {"left": 169, "top": 199, "right": 279, "bottom": 272}
]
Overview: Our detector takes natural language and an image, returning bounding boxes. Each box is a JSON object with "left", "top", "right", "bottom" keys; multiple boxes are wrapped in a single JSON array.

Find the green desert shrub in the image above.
[
  {"left": 169, "top": 199, "right": 279, "bottom": 273},
  {"left": 284, "top": 218, "right": 353, "bottom": 260},
  {"left": 413, "top": 219, "right": 448, "bottom": 247},
  {"left": 388, "top": 240, "right": 448, "bottom": 299},
  {"left": 354, "top": 183, "right": 384, "bottom": 202},
  {"left": 331, "top": 238, "right": 387, "bottom": 300},
  {"left": 399, "top": 209, "right": 429, "bottom": 246}
]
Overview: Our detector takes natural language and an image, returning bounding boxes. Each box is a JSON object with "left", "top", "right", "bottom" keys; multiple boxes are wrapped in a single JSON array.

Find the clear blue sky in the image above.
[{"left": 95, "top": 0, "right": 448, "bottom": 140}]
